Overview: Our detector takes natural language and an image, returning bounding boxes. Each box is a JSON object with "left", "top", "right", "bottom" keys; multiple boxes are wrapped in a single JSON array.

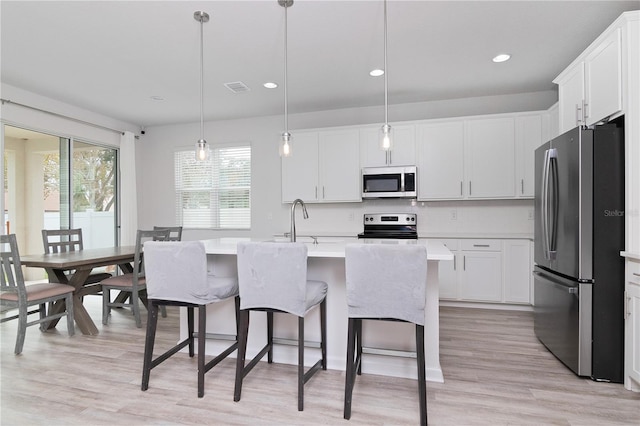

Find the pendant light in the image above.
[
  {"left": 194, "top": 11, "right": 210, "bottom": 161},
  {"left": 279, "top": 0, "right": 293, "bottom": 157},
  {"left": 380, "top": 0, "right": 393, "bottom": 152}
]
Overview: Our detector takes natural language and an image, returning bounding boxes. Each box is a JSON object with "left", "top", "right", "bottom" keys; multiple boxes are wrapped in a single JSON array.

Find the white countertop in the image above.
[{"left": 201, "top": 237, "right": 453, "bottom": 261}]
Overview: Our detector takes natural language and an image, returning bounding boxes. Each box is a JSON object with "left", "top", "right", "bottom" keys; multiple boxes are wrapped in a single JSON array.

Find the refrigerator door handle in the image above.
[
  {"left": 548, "top": 148, "right": 558, "bottom": 260},
  {"left": 541, "top": 149, "right": 551, "bottom": 260}
]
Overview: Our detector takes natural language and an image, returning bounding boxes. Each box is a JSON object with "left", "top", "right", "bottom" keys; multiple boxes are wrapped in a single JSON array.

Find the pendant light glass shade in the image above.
[
  {"left": 380, "top": 0, "right": 392, "bottom": 152},
  {"left": 279, "top": 0, "right": 293, "bottom": 157},
  {"left": 194, "top": 11, "right": 210, "bottom": 161}
]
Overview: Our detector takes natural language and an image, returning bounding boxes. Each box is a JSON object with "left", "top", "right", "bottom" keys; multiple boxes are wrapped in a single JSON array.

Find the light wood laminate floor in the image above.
[{"left": 1, "top": 299, "right": 638, "bottom": 425}]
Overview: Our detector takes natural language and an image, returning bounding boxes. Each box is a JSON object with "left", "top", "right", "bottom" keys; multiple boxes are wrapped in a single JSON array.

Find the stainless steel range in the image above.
[{"left": 357, "top": 213, "right": 418, "bottom": 239}]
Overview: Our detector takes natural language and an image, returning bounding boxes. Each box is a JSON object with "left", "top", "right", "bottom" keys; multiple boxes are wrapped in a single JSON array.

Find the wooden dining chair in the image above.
[
  {"left": 1, "top": 234, "right": 75, "bottom": 354},
  {"left": 153, "top": 226, "right": 183, "bottom": 241},
  {"left": 42, "top": 229, "right": 112, "bottom": 290},
  {"left": 101, "top": 229, "right": 170, "bottom": 328}
]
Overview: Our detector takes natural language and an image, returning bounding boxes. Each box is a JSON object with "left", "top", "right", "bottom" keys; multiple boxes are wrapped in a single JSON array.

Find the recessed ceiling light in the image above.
[
  {"left": 369, "top": 69, "right": 384, "bottom": 77},
  {"left": 492, "top": 54, "right": 511, "bottom": 63},
  {"left": 263, "top": 82, "right": 278, "bottom": 89},
  {"left": 150, "top": 95, "right": 164, "bottom": 101}
]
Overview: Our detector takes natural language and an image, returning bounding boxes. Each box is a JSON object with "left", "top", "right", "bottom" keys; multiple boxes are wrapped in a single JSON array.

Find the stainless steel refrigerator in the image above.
[{"left": 533, "top": 124, "right": 624, "bottom": 383}]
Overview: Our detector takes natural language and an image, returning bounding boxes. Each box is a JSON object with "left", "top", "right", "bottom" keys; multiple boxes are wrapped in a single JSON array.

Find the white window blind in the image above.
[{"left": 174, "top": 145, "right": 251, "bottom": 229}]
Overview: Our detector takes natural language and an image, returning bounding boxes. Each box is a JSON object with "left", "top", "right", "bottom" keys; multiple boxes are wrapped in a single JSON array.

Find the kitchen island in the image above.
[{"left": 186, "top": 237, "right": 452, "bottom": 383}]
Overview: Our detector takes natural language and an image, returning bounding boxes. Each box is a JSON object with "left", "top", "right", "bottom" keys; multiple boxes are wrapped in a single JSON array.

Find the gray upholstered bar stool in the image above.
[
  {"left": 234, "top": 241, "right": 327, "bottom": 411},
  {"left": 344, "top": 243, "right": 428, "bottom": 425},
  {"left": 141, "top": 240, "right": 239, "bottom": 398}
]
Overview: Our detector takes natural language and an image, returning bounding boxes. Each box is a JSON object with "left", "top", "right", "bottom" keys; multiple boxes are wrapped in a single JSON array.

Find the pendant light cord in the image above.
[
  {"left": 199, "top": 15, "right": 205, "bottom": 140},
  {"left": 283, "top": 3, "right": 289, "bottom": 134},
  {"left": 383, "top": 0, "right": 388, "bottom": 126}
]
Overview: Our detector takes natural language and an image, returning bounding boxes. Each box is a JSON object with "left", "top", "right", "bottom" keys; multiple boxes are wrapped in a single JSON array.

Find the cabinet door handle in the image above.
[
  {"left": 583, "top": 100, "right": 589, "bottom": 119},
  {"left": 463, "top": 255, "right": 466, "bottom": 271},
  {"left": 315, "top": 186, "right": 318, "bottom": 199},
  {"left": 460, "top": 181, "right": 463, "bottom": 196},
  {"left": 632, "top": 272, "right": 640, "bottom": 277},
  {"left": 576, "top": 103, "right": 582, "bottom": 125},
  {"left": 521, "top": 179, "right": 524, "bottom": 195},
  {"left": 323, "top": 186, "right": 325, "bottom": 199},
  {"left": 453, "top": 256, "right": 457, "bottom": 271},
  {"left": 473, "top": 244, "right": 490, "bottom": 248},
  {"left": 469, "top": 181, "right": 472, "bottom": 196}
]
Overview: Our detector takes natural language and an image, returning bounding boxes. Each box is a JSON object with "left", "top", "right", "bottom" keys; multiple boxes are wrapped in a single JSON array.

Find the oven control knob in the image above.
[{"left": 411, "top": 217, "right": 415, "bottom": 221}]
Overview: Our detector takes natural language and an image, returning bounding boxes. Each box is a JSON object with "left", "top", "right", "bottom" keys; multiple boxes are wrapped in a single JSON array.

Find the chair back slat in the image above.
[
  {"left": 42, "top": 229, "right": 84, "bottom": 253},
  {"left": 0, "top": 234, "right": 26, "bottom": 299},
  {"left": 153, "top": 226, "right": 183, "bottom": 241}
]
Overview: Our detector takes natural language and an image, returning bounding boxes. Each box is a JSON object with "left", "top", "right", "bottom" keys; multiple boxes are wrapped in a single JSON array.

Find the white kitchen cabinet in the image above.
[
  {"left": 585, "top": 28, "right": 622, "bottom": 126},
  {"left": 503, "top": 240, "right": 531, "bottom": 303},
  {"left": 555, "top": 26, "right": 623, "bottom": 134},
  {"left": 624, "top": 257, "right": 640, "bottom": 392},
  {"left": 281, "top": 131, "right": 319, "bottom": 203},
  {"left": 318, "top": 129, "right": 361, "bottom": 202},
  {"left": 360, "top": 124, "right": 415, "bottom": 167},
  {"left": 556, "top": 63, "right": 585, "bottom": 135},
  {"left": 416, "top": 121, "right": 465, "bottom": 200},
  {"left": 464, "top": 117, "right": 516, "bottom": 199},
  {"left": 435, "top": 238, "right": 532, "bottom": 305},
  {"left": 459, "top": 240, "right": 502, "bottom": 302},
  {"left": 515, "top": 114, "right": 543, "bottom": 198},
  {"left": 436, "top": 239, "right": 459, "bottom": 299},
  {"left": 282, "top": 128, "right": 360, "bottom": 203}
]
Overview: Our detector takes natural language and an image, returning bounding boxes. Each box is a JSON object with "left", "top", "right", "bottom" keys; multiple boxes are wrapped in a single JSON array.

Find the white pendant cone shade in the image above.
[
  {"left": 194, "top": 11, "right": 211, "bottom": 161},
  {"left": 380, "top": 0, "right": 393, "bottom": 152},
  {"left": 279, "top": 0, "right": 293, "bottom": 157}
]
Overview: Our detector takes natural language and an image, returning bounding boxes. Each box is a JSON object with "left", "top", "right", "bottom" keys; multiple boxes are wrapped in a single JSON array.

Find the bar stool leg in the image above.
[
  {"left": 197, "top": 305, "right": 207, "bottom": 398},
  {"left": 234, "top": 309, "right": 250, "bottom": 402},
  {"left": 187, "top": 306, "right": 195, "bottom": 357},
  {"left": 141, "top": 301, "right": 159, "bottom": 391},
  {"left": 267, "top": 311, "right": 274, "bottom": 363},
  {"left": 298, "top": 316, "right": 305, "bottom": 411},
  {"left": 320, "top": 299, "right": 327, "bottom": 369},
  {"left": 416, "top": 324, "right": 427, "bottom": 426},
  {"left": 344, "top": 317, "right": 357, "bottom": 419}
]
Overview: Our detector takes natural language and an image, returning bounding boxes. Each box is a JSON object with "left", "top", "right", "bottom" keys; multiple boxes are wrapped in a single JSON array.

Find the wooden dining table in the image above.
[{"left": 20, "top": 246, "right": 136, "bottom": 335}]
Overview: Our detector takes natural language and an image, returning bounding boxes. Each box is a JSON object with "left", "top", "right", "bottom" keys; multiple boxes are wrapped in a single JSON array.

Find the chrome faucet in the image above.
[{"left": 290, "top": 199, "right": 309, "bottom": 242}]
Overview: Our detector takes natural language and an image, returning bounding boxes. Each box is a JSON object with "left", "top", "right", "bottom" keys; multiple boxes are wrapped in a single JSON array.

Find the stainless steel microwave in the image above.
[{"left": 362, "top": 166, "right": 417, "bottom": 199}]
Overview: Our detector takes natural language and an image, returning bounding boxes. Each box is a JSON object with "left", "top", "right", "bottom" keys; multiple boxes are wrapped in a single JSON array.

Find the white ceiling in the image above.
[{"left": 2, "top": 1, "right": 639, "bottom": 130}]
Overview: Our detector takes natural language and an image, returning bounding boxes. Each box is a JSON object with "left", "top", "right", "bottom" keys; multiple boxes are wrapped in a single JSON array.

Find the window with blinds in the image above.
[{"left": 174, "top": 145, "right": 251, "bottom": 229}]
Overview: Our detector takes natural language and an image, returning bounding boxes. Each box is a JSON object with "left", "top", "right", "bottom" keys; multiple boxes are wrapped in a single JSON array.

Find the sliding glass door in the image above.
[{"left": 2, "top": 125, "right": 118, "bottom": 279}]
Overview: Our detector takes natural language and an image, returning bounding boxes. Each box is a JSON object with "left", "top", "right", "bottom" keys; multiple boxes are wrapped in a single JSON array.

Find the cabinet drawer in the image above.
[{"left": 460, "top": 239, "right": 501, "bottom": 251}]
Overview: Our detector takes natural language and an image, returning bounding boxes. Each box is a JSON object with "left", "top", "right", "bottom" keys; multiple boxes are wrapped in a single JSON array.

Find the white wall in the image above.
[{"left": 138, "top": 91, "right": 556, "bottom": 239}]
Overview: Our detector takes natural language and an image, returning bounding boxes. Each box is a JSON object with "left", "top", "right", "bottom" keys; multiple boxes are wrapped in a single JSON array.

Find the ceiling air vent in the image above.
[{"left": 224, "top": 81, "right": 251, "bottom": 93}]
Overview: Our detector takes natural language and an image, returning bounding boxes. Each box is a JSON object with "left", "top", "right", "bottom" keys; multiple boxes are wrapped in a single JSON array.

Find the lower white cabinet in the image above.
[
  {"left": 459, "top": 240, "right": 502, "bottom": 302},
  {"left": 625, "top": 257, "right": 640, "bottom": 392},
  {"left": 435, "top": 238, "right": 531, "bottom": 305}
]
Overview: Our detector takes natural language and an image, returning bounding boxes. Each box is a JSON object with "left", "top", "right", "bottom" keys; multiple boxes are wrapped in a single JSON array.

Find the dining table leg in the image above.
[{"left": 46, "top": 268, "right": 100, "bottom": 335}]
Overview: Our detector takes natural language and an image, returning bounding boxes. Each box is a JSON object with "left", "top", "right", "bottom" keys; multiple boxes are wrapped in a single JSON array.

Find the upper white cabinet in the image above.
[
  {"left": 556, "top": 63, "right": 586, "bottom": 135},
  {"left": 585, "top": 28, "right": 622, "bottom": 126},
  {"left": 282, "top": 128, "right": 360, "bottom": 203},
  {"left": 416, "top": 121, "right": 465, "bottom": 199},
  {"left": 464, "top": 117, "right": 516, "bottom": 199},
  {"left": 555, "top": 27, "right": 623, "bottom": 134},
  {"left": 360, "top": 124, "right": 416, "bottom": 167},
  {"left": 515, "top": 114, "right": 544, "bottom": 198}
]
